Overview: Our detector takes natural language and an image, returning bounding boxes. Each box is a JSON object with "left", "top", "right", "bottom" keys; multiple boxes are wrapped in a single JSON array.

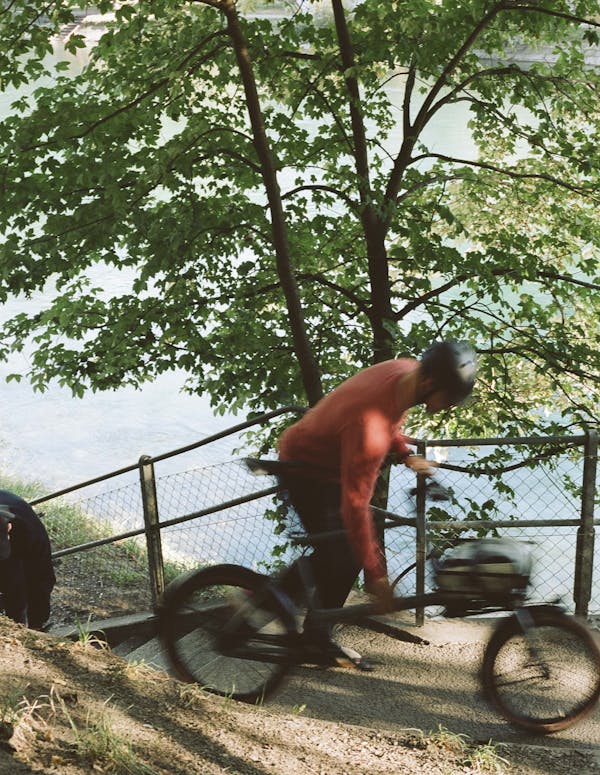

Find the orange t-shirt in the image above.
[{"left": 278, "top": 359, "right": 418, "bottom": 580}]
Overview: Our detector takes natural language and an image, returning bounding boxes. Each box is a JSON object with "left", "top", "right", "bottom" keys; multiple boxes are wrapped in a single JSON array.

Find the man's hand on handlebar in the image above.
[
  {"left": 366, "top": 576, "right": 395, "bottom": 614},
  {"left": 404, "top": 455, "right": 438, "bottom": 476}
]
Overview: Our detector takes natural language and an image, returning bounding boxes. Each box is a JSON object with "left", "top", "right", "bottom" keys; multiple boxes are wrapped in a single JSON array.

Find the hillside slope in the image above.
[{"left": 1, "top": 617, "right": 599, "bottom": 774}]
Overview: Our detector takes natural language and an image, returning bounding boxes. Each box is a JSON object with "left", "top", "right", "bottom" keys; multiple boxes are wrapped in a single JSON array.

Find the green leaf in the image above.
[{"left": 0, "top": 0, "right": 598, "bottom": 442}]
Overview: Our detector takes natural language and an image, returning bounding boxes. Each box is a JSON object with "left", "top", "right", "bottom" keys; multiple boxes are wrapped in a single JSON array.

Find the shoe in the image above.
[{"left": 298, "top": 636, "right": 376, "bottom": 672}]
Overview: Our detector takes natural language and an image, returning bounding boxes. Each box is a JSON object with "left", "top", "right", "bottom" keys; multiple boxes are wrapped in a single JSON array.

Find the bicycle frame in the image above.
[
  {"left": 158, "top": 461, "right": 600, "bottom": 730},
  {"left": 220, "top": 552, "right": 527, "bottom": 667}
]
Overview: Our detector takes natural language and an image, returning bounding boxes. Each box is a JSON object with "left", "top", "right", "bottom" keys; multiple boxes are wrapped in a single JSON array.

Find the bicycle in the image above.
[{"left": 156, "top": 459, "right": 600, "bottom": 735}]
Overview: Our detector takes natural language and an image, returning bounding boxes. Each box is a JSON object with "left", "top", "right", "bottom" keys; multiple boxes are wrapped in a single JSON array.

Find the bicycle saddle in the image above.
[{"left": 245, "top": 458, "right": 318, "bottom": 477}]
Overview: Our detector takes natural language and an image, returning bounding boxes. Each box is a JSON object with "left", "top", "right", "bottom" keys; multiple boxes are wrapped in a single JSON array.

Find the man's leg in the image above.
[
  {"left": 302, "top": 496, "right": 360, "bottom": 612},
  {"left": 280, "top": 475, "right": 373, "bottom": 669},
  {"left": 279, "top": 475, "right": 359, "bottom": 609}
]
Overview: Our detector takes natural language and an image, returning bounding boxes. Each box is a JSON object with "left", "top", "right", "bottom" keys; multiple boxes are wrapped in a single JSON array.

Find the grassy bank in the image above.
[{"left": 0, "top": 472, "right": 189, "bottom": 626}]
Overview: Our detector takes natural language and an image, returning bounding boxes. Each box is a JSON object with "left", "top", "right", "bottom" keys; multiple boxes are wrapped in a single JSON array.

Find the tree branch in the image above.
[
  {"left": 505, "top": 2, "right": 600, "bottom": 28},
  {"left": 21, "top": 33, "right": 228, "bottom": 152},
  {"left": 80, "top": 35, "right": 229, "bottom": 139},
  {"left": 408, "top": 152, "right": 599, "bottom": 200},
  {"left": 297, "top": 272, "right": 370, "bottom": 316},
  {"left": 393, "top": 272, "right": 495, "bottom": 320},
  {"left": 424, "top": 65, "right": 524, "bottom": 123},
  {"left": 395, "top": 173, "right": 477, "bottom": 204},
  {"left": 447, "top": 301, "right": 600, "bottom": 384},
  {"left": 403, "top": 60, "right": 417, "bottom": 145},
  {"left": 394, "top": 264, "right": 600, "bottom": 322},
  {"left": 0, "top": 0, "right": 21, "bottom": 17},
  {"left": 385, "top": 2, "right": 507, "bottom": 205},
  {"left": 280, "top": 183, "right": 358, "bottom": 211},
  {"left": 538, "top": 271, "right": 600, "bottom": 292},
  {"left": 7, "top": 1, "right": 62, "bottom": 47},
  {"left": 438, "top": 443, "right": 579, "bottom": 476},
  {"left": 383, "top": 0, "right": 600, "bottom": 212},
  {"left": 190, "top": 147, "right": 262, "bottom": 173}
]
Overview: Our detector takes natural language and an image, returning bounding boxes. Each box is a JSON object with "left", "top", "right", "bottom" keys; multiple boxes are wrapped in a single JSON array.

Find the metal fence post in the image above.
[
  {"left": 139, "top": 455, "right": 165, "bottom": 610},
  {"left": 415, "top": 439, "right": 428, "bottom": 626},
  {"left": 574, "top": 430, "right": 597, "bottom": 617}
]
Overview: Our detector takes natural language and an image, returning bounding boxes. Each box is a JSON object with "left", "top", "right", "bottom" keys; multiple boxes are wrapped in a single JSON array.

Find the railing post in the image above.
[
  {"left": 415, "top": 439, "right": 428, "bottom": 626},
  {"left": 139, "top": 455, "right": 165, "bottom": 610},
  {"left": 574, "top": 430, "right": 597, "bottom": 617}
]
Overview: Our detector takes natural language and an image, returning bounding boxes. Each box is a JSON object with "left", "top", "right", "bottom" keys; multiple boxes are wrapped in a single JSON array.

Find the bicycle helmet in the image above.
[
  {"left": 420, "top": 340, "right": 477, "bottom": 405},
  {"left": 435, "top": 537, "right": 532, "bottom": 603}
]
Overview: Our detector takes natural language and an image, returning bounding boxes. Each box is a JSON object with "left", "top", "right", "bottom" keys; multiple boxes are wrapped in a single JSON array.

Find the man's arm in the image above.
[{"left": 338, "top": 420, "right": 390, "bottom": 582}]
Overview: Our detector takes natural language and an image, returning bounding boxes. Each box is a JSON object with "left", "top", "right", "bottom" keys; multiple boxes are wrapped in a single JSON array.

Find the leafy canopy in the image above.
[{"left": 0, "top": 0, "right": 599, "bottom": 440}]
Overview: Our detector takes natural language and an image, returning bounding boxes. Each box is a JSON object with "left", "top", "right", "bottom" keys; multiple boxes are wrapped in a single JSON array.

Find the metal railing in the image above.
[
  {"left": 22, "top": 409, "right": 598, "bottom": 626},
  {"left": 407, "top": 431, "right": 597, "bottom": 623}
]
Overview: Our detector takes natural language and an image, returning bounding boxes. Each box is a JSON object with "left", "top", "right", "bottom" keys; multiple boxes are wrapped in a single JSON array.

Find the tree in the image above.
[{"left": 0, "top": 0, "right": 599, "bottom": 441}]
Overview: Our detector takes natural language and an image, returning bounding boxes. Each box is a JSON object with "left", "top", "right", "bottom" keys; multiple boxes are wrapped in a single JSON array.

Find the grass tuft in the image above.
[
  {"left": 60, "top": 697, "right": 157, "bottom": 775},
  {"left": 425, "top": 726, "right": 509, "bottom": 773}
]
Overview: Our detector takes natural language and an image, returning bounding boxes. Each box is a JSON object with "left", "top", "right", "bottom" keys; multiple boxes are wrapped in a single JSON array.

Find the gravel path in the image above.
[
  {"left": 265, "top": 613, "right": 600, "bottom": 751},
  {"left": 7, "top": 611, "right": 596, "bottom": 774}
]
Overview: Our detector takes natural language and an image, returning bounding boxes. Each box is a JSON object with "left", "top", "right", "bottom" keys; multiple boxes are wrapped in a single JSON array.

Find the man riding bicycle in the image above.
[{"left": 277, "top": 340, "right": 477, "bottom": 670}]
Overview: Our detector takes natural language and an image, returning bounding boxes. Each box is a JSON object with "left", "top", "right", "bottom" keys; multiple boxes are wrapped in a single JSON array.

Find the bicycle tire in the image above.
[
  {"left": 158, "top": 564, "right": 296, "bottom": 703},
  {"left": 482, "top": 606, "right": 600, "bottom": 734}
]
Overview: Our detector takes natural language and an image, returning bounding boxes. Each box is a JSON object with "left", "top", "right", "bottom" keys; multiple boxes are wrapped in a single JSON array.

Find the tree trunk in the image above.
[
  {"left": 330, "top": 1, "right": 395, "bottom": 563},
  {"left": 330, "top": 0, "right": 395, "bottom": 365},
  {"left": 222, "top": 2, "right": 323, "bottom": 405}
]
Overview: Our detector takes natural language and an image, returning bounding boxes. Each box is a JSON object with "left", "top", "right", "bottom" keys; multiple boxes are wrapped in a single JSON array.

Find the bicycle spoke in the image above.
[
  {"left": 483, "top": 608, "right": 600, "bottom": 733},
  {"left": 159, "top": 565, "right": 293, "bottom": 702}
]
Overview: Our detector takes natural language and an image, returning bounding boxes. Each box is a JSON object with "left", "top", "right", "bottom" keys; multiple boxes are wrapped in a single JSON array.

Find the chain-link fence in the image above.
[
  {"left": 33, "top": 408, "right": 303, "bottom": 626},
  {"left": 383, "top": 433, "right": 598, "bottom": 620},
  {"left": 28, "top": 412, "right": 598, "bottom": 627}
]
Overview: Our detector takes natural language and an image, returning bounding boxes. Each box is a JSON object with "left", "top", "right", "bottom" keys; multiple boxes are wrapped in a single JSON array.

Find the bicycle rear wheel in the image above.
[
  {"left": 158, "top": 564, "right": 296, "bottom": 703},
  {"left": 482, "top": 606, "right": 600, "bottom": 734}
]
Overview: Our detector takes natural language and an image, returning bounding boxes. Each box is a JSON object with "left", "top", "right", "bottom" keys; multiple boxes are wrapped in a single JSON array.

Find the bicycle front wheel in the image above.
[
  {"left": 482, "top": 606, "right": 600, "bottom": 734},
  {"left": 158, "top": 564, "right": 296, "bottom": 703}
]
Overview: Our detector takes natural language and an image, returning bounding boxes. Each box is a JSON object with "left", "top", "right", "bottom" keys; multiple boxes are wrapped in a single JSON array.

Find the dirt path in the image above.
[
  {"left": 266, "top": 613, "right": 600, "bottom": 751},
  {"left": 1, "top": 615, "right": 599, "bottom": 774}
]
